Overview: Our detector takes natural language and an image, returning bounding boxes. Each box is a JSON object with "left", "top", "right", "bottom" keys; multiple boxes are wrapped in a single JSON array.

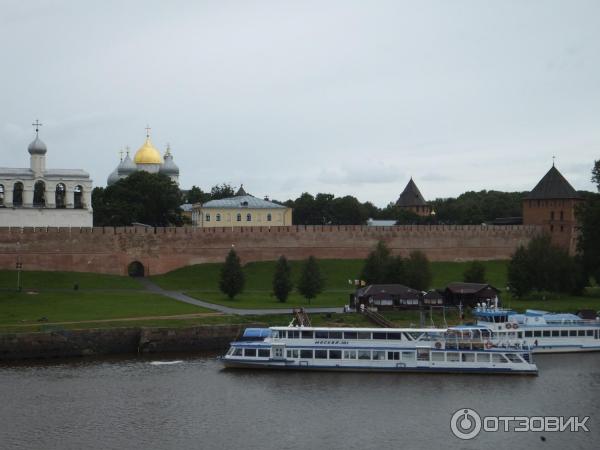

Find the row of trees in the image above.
[
  {"left": 220, "top": 250, "right": 325, "bottom": 303},
  {"left": 576, "top": 159, "right": 600, "bottom": 284},
  {"left": 93, "top": 173, "right": 531, "bottom": 227},
  {"left": 359, "top": 242, "right": 433, "bottom": 291}
]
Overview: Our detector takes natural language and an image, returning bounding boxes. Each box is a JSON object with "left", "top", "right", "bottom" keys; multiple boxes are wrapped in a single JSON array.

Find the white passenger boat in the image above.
[
  {"left": 221, "top": 326, "right": 538, "bottom": 375},
  {"left": 473, "top": 305, "right": 600, "bottom": 353}
]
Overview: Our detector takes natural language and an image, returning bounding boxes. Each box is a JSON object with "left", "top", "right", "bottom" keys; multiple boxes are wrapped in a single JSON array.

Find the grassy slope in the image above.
[
  {"left": 0, "top": 291, "right": 209, "bottom": 327},
  {"left": 0, "top": 270, "right": 142, "bottom": 290}
]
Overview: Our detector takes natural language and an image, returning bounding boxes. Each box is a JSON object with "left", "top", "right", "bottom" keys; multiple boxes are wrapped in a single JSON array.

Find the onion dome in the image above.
[
  {"left": 159, "top": 145, "right": 179, "bottom": 175},
  {"left": 119, "top": 151, "right": 137, "bottom": 175},
  {"left": 107, "top": 167, "right": 120, "bottom": 185},
  {"left": 134, "top": 137, "right": 162, "bottom": 164},
  {"left": 28, "top": 136, "right": 47, "bottom": 155}
]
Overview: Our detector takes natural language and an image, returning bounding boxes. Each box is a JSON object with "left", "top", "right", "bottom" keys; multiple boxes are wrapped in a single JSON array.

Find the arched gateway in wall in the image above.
[{"left": 127, "top": 261, "right": 145, "bottom": 277}]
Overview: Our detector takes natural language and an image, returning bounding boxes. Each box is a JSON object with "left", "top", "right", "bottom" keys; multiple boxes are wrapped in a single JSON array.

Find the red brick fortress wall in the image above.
[{"left": 0, "top": 225, "right": 541, "bottom": 276}]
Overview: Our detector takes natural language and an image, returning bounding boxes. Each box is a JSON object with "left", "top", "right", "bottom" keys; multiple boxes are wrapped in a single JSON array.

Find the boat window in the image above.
[
  {"left": 387, "top": 332, "right": 401, "bottom": 340},
  {"left": 329, "top": 331, "right": 343, "bottom": 339},
  {"left": 343, "top": 331, "right": 358, "bottom": 339},
  {"left": 578, "top": 330, "right": 586, "bottom": 337},
  {"left": 329, "top": 350, "right": 342, "bottom": 359},
  {"left": 416, "top": 349, "right": 430, "bottom": 361},
  {"left": 476, "top": 353, "right": 491, "bottom": 363},
  {"left": 272, "top": 331, "right": 281, "bottom": 338},
  {"left": 232, "top": 348, "right": 243, "bottom": 356},
  {"left": 517, "top": 332, "right": 523, "bottom": 338},
  {"left": 560, "top": 330, "right": 568, "bottom": 337},
  {"left": 401, "top": 351, "right": 415, "bottom": 361},
  {"left": 543, "top": 330, "right": 551, "bottom": 337},
  {"left": 315, "top": 331, "right": 328, "bottom": 339},
  {"left": 343, "top": 350, "right": 357, "bottom": 359},
  {"left": 461, "top": 353, "right": 475, "bottom": 362},
  {"left": 525, "top": 331, "right": 533, "bottom": 337},
  {"left": 446, "top": 352, "right": 460, "bottom": 362},
  {"left": 373, "top": 351, "right": 385, "bottom": 360},
  {"left": 551, "top": 330, "right": 559, "bottom": 337},
  {"left": 273, "top": 347, "right": 284, "bottom": 358},
  {"left": 492, "top": 354, "right": 509, "bottom": 363},
  {"left": 358, "top": 350, "right": 371, "bottom": 360},
  {"left": 505, "top": 353, "right": 522, "bottom": 363},
  {"left": 315, "top": 350, "right": 328, "bottom": 359},
  {"left": 300, "top": 349, "right": 313, "bottom": 359},
  {"left": 258, "top": 349, "right": 270, "bottom": 357},
  {"left": 357, "top": 332, "right": 371, "bottom": 340},
  {"left": 286, "top": 349, "right": 299, "bottom": 358},
  {"left": 301, "top": 331, "right": 313, "bottom": 339},
  {"left": 533, "top": 331, "right": 542, "bottom": 337},
  {"left": 388, "top": 351, "right": 400, "bottom": 361},
  {"left": 373, "top": 332, "right": 387, "bottom": 340},
  {"left": 569, "top": 330, "right": 577, "bottom": 337},
  {"left": 431, "top": 352, "right": 444, "bottom": 362},
  {"left": 586, "top": 330, "right": 594, "bottom": 337},
  {"left": 245, "top": 348, "right": 257, "bottom": 357},
  {"left": 288, "top": 330, "right": 300, "bottom": 339}
]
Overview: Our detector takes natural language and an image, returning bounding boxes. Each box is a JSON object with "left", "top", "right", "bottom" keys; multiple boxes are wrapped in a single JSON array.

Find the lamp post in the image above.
[{"left": 16, "top": 261, "right": 23, "bottom": 292}]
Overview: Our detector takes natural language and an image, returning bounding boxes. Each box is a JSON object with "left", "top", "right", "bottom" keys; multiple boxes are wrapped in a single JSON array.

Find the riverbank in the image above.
[{"left": 0, "top": 323, "right": 264, "bottom": 362}]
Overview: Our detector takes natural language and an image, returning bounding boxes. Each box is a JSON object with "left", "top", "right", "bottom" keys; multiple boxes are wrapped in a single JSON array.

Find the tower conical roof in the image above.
[
  {"left": 396, "top": 178, "right": 426, "bottom": 207},
  {"left": 525, "top": 165, "right": 579, "bottom": 199}
]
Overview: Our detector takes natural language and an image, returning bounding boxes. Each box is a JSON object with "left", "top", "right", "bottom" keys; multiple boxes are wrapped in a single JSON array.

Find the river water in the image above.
[{"left": 0, "top": 352, "right": 598, "bottom": 450}]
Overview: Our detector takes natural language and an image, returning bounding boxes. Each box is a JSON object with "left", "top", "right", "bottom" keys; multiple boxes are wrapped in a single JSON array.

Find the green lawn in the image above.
[
  {"left": 0, "top": 270, "right": 142, "bottom": 290},
  {"left": 186, "top": 290, "right": 352, "bottom": 309},
  {"left": 0, "top": 291, "right": 210, "bottom": 327},
  {"left": 151, "top": 259, "right": 366, "bottom": 291}
]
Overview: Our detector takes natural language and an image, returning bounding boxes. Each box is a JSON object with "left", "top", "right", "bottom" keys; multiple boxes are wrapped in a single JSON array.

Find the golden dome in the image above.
[{"left": 134, "top": 138, "right": 163, "bottom": 164}]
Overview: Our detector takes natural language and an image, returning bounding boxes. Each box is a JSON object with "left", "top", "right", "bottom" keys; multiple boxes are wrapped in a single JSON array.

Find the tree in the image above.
[
  {"left": 298, "top": 256, "right": 324, "bottom": 304},
  {"left": 360, "top": 241, "right": 391, "bottom": 284},
  {"left": 272, "top": 255, "right": 293, "bottom": 302},
  {"left": 592, "top": 160, "right": 600, "bottom": 191},
  {"left": 463, "top": 261, "right": 486, "bottom": 283},
  {"left": 210, "top": 183, "right": 235, "bottom": 200},
  {"left": 404, "top": 251, "right": 432, "bottom": 291},
  {"left": 219, "top": 249, "right": 245, "bottom": 299},
  {"left": 508, "top": 234, "right": 587, "bottom": 297},
  {"left": 385, "top": 255, "right": 406, "bottom": 285},
  {"left": 577, "top": 194, "right": 600, "bottom": 283},
  {"left": 185, "top": 185, "right": 209, "bottom": 204},
  {"left": 93, "top": 172, "right": 183, "bottom": 226},
  {"left": 507, "top": 245, "right": 533, "bottom": 297}
]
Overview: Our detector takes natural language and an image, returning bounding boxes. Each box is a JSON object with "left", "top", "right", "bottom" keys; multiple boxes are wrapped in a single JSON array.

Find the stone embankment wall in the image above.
[
  {"left": 0, "top": 324, "right": 262, "bottom": 361},
  {"left": 0, "top": 225, "right": 540, "bottom": 276}
]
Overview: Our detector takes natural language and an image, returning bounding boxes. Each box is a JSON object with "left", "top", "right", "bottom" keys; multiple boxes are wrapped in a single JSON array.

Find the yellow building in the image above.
[{"left": 192, "top": 186, "right": 292, "bottom": 227}]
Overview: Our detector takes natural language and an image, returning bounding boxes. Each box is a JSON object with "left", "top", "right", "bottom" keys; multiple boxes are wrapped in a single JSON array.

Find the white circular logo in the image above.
[{"left": 451, "top": 408, "right": 482, "bottom": 440}]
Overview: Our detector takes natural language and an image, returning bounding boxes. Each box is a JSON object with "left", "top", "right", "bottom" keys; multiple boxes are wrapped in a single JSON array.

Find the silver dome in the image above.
[
  {"left": 118, "top": 153, "right": 137, "bottom": 175},
  {"left": 107, "top": 168, "right": 120, "bottom": 186},
  {"left": 28, "top": 136, "right": 47, "bottom": 155},
  {"left": 160, "top": 150, "right": 179, "bottom": 175}
]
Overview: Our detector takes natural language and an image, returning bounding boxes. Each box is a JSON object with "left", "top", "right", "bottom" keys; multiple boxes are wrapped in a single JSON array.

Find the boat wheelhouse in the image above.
[
  {"left": 222, "top": 326, "right": 537, "bottom": 375},
  {"left": 473, "top": 305, "right": 600, "bottom": 353}
]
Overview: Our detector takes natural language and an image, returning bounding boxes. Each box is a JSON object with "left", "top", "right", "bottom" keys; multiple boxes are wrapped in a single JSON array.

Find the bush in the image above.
[{"left": 463, "top": 261, "right": 486, "bottom": 283}]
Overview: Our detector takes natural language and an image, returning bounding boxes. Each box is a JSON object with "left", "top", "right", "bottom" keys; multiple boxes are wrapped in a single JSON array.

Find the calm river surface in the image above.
[{"left": 1, "top": 352, "right": 598, "bottom": 450}]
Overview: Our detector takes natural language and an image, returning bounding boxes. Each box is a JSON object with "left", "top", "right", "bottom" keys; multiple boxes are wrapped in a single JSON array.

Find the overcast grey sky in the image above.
[{"left": 0, "top": 0, "right": 598, "bottom": 206}]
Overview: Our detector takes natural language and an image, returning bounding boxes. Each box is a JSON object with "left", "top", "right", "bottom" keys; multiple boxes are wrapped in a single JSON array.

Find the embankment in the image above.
[{"left": 0, "top": 323, "right": 263, "bottom": 361}]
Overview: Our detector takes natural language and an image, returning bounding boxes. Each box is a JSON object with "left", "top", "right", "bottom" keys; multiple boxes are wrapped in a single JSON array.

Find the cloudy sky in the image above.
[{"left": 0, "top": 0, "right": 598, "bottom": 206}]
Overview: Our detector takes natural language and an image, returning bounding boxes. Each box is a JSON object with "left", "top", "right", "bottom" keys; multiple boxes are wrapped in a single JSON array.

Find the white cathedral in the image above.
[
  {"left": 0, "top": 122, "right": 93, "bottom": 227},
  {"left": 107, "top": 129, "right": 179, "bottom": 185}
]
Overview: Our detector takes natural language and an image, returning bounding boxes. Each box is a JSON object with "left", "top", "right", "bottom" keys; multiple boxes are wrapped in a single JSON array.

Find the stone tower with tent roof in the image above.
[
  {"left": 395, "top": 178, "right": 431, "bottom": 216},
  {"left": 522, "top": 164, "right": 582, "bottom": 252}
]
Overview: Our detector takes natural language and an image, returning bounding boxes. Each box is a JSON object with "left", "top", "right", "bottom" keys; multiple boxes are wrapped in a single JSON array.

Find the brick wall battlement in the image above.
[{"left": 0, "top": 225, "right": 541, "bottom": 275}]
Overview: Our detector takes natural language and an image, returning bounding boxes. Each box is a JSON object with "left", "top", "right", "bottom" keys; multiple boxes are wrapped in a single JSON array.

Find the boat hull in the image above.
[{"left": 221, "top": 358, "right": 538, "bottom": 375}]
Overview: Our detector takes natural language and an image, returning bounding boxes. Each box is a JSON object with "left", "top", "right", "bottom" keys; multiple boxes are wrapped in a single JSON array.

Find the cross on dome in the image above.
[{"left": 32, "top": 119, "right": 43, "bottom": 135}]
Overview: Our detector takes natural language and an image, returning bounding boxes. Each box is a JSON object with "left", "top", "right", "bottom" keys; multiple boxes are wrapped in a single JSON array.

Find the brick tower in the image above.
[
  {"left": 396, "top": 178, "right": 431, "bottom": 216},
  {"left": 522, "top": 164, "right": 582, "bottom": 252}
]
